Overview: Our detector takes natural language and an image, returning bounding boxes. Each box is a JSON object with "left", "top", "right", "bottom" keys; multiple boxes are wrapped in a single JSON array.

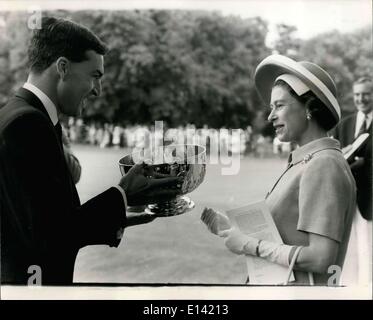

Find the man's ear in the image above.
[{"left": 56, "top": 57, "right": 69, "bottom": 80}]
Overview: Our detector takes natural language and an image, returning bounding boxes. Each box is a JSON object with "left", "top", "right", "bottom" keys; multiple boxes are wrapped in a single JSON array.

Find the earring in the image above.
[{"left": 306, "top": 113, "right": 312, "bottom": 120}]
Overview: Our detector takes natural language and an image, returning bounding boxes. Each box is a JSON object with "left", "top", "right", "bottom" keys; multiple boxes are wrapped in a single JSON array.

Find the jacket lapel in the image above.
[
  {"left": 15, "top": 87, "right": 49, "bottom": 120},
  {"left": 15, "top": 87, "right": 63, "bottom": 147},
  {"left": 15, "top": 87, "right": 80, "bottom": 206},
  {"left": 344, "top": 114, "right": 357, "bottom": 144}
]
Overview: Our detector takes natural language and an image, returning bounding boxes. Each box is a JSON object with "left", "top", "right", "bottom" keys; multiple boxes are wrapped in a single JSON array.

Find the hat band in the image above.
[
  {"left": 275, "top": 74, "right": 310, "bottom": 96},
  {"left": 274, "top": 55, "right": 341, "bottom": 120},
  {"left": 295, "top": 64, "right": 341, "bottom": 120}
]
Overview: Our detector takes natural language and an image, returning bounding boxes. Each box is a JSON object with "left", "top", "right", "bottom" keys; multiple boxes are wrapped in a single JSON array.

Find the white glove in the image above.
[
  {"left": 219, "top": 228, "right": 259, "bottom": 255},
  {"left": 219, "top": 228, "right": 294, "bottom": 266},
  {"left": 201, "top": 207, "right": 231, "bottom": 235}
]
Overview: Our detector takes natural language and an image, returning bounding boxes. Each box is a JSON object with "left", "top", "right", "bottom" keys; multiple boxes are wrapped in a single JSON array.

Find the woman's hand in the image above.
[
  {"left": 219, "top": 228, "right": 259, "bottom": 255},
  {"left": 220, "top": 228, "right": 339, "bottom": 273},
  {"left": 201, "top": 207, "right": 231, "bottom": 235}
]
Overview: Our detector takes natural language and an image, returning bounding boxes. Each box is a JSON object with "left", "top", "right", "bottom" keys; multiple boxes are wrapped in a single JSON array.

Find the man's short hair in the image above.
[
  {"left": 28, "top": 16, "right": 108, "bottom": 73},
  {"left": 353, "top": 77, "right": 372, "bottom": 86}
]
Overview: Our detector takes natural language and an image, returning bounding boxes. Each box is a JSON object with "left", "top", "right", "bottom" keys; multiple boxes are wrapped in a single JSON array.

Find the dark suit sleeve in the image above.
[
  {"left": 1, "top": 110, "right": 126, "bottom": 254},
  {"left": 331, "top": 114, "right": 372, "bottom": 220},
  {"left": 353, "top": 132, "right": 372, "bottom": 220}
]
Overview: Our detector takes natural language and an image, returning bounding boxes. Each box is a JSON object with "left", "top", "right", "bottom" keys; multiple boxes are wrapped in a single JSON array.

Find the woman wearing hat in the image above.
[{"left": 202, "top": 55, "right": 356, "bottom": 285}]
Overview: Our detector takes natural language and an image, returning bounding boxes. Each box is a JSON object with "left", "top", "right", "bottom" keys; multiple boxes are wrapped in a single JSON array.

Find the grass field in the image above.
[{"left": 72, "top": 145, "right": 287, "bottom": 284}]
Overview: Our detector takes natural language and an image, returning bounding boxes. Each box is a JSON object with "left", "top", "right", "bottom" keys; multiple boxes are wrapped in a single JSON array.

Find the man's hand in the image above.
[
  {"left": 350, "top": 156, "right": 365, "bottom": 171},
  {"left": 119, "top": 162, "right": 182, "bottom": 206},
  {"left": 201, "top": 207, "right": 231, "bottom": 235}
]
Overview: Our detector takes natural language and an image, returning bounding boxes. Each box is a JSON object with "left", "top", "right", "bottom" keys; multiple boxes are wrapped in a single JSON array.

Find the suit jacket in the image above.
[
  {"left": 332, "top": 113, "right": 372, "bottom": 220},
  {"left": 0, "top": 88, "right": 127, "bottom": 285}
]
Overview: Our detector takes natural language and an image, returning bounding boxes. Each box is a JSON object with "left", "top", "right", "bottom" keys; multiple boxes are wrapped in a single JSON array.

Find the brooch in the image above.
[{"left": 302, "top": 153, "right": 313, "bottom": 164}]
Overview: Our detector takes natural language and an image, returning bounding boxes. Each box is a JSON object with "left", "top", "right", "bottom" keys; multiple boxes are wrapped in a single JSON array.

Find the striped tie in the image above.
[{"left": 357, "top": 115, "right": 368, "bottom": 137}]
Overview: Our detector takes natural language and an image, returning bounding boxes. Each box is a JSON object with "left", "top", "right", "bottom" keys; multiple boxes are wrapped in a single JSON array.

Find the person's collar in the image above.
[
  {"left": 23, "top": 82, "right": 59, "bottom": 125},
  {"left": 290, "top": 137, "right": 341, "bottom": 165}
]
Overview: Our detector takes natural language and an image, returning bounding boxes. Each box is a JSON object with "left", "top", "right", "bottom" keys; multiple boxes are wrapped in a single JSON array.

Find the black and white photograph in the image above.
[{"left": 0, "top": 0, "right": 371, "bottom": 301}]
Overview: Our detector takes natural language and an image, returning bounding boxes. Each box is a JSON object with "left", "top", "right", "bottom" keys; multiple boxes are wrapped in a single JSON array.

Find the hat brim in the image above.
[{"left": 254, "top": 55, "right": 340, "bottom": 124}]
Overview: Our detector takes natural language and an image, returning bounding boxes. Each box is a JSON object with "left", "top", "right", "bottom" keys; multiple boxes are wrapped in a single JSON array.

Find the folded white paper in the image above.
[
  {"left": 343, "top": 133, "right": 369, "bottom": 162},
  {"left": 226, "top": 200, "right": 295, "bottom": 285}
]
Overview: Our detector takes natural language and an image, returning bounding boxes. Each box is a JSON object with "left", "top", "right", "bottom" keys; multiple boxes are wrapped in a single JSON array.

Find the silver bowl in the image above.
[{"left": 119, "top": 144, "right": 206, "bottom": 216}]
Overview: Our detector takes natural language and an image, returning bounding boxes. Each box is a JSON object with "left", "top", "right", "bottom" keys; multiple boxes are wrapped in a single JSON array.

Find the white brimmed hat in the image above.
[{"left": 254, "top": 54, "right": 341, "bottom": 126}]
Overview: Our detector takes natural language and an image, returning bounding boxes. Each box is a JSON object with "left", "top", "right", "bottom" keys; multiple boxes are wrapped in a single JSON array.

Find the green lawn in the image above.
[{"left": 72, "top": 145, "right": 286, "bottom": 284}]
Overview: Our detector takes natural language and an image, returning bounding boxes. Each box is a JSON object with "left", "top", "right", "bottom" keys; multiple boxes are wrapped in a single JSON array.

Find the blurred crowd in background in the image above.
[{"left": 61, "top": 117, "right": 294, "bottom": 158}]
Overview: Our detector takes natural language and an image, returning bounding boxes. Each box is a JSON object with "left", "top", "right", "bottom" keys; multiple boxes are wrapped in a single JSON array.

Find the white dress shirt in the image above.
[{"left": 23, "top": 82, "right": 59, "bottom": 125}]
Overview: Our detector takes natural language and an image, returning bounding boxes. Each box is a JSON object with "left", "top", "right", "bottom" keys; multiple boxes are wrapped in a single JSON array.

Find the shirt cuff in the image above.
[
  {"left": 113, "top": 185, "right": 128, "bottom": 213},
  {"left": 113, "top": 185, "right": 128, "bottom": 240}
]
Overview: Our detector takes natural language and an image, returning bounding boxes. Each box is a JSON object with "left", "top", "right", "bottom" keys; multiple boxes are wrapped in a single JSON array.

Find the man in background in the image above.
[{"left": 332, "top": 77, "right": 372, "bottom": 285}]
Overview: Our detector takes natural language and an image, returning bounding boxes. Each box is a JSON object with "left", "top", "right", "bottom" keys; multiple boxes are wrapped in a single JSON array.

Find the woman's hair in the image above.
[{"left": 273, "top": 80, "right": 336, "bottom": 131}]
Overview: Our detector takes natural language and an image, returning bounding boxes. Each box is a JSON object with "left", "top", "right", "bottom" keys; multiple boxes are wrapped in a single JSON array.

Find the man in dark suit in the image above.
[
  {"left": 0, "top": 17, "right": 181, "bottom": 285},
  {"left": 332, "top": 77, "right": 372, "bottom": 284},
  {"left": 333, "top": 77, "right": 372, "bottom": 220}
]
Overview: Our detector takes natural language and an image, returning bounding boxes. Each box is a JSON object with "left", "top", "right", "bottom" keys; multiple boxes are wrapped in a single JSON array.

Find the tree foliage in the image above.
[
  {"left": 272, "top": 23, "right": 301, "bottom": 59},
  {"left": 0, "top": 10, "right": 270, "bottom": 128},
  {"left": 298, "top": 26, "right": 372, "bottom": 113},
  {"left": 0, "top": 10, "right": 371, "bottom": 128}
]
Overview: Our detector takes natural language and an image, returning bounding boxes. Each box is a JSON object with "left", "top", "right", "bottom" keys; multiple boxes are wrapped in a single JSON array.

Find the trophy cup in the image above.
[{"left": 119, "top": 144, "right": 206, "bottom": 217}]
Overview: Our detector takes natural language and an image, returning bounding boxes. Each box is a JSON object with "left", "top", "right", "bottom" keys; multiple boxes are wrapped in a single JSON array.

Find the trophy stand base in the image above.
[{"left": 145, "top": 196, "right": 195, "bottom": 217}]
